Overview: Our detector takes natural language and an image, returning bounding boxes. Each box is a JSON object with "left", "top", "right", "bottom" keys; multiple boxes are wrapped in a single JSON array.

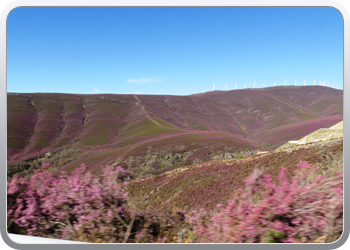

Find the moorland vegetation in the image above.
[
  {"left": 7, "top": 86, "right": 343, "bottom": 243},
  {"left": 7, "top": 86, "right": 342, "bottom": 180}
]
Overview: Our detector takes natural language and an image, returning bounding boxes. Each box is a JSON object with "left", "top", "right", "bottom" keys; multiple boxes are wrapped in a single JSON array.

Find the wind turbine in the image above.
[
  {"left": 295, "top": 80, "right": 297, "bottom": 86},
  {"left": 284, "top": 80, "right": 287, "bottom": 86},
  {"left": 213, "top": 84, "right": 215, "bottom": 91},
  {"left": 253, "top": 81, "right": 256, "bottom": 89},
  {"left": 314, "top": 79, "right": 316, "bottom": 85},
  {"left": 319, "top": 80, "right": 322, "bottom": 86},
  {"left": 263, "top": 82, "right": 265, "bottom": 88},
  {"left": 244, "top": 84, "right": 246, "bottom": 89},
  {"left": 274, "top": 81, "right": 276, "bottom": 86},
  {"left": 235, "top": 82, "right": 237, "bottom": 90},
  {"left": 225, "top": 83, "right": 227, "bottom": 91}
]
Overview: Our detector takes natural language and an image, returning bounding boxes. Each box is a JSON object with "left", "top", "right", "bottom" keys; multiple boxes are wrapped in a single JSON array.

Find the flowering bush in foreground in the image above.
[
  {"left": 7, "top": 163, "right": 178, "bottom": 243},
  {"left": 186, "top": 161, "right": 343, "bottom": 243},
  {"left": 7, "top": 160, "right": 343, "bottom": 243}
]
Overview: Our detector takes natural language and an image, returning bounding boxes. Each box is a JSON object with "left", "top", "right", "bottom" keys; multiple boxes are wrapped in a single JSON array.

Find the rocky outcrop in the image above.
[
  {"left": 119, "top": 146, "right": 261, "bottom": 179},
  {"left": 286, "top": 121, "right": 343, "bottom": 146}
]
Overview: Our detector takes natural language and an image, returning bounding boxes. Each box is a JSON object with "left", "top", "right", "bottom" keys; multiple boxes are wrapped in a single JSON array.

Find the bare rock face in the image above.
[
  {"left": 45, "top": 152, "right": 52, "bottom": 158},
  {"left": 329, "top": 121, "right": 343, "bottom": 130},
  {"left": 284, "top": 120, "right": 343, "bottom": 146}
]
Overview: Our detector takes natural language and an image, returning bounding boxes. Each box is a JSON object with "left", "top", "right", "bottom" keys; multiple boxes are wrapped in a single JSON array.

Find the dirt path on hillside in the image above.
[
  {"left": 134, "top": 95, "right": 168, "bottom": 128},
  {"left": 264, "top": 92, "right": 318, "bottom": 117},
  {"left": 109, "top": 96, "right": 185, "bottom": 167}
]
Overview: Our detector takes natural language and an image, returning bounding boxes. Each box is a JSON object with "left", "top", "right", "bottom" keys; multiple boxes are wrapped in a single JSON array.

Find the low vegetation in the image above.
[
  {"left": 7, "top": 87, "right": 343, "bottom": 243},
  {"left": 125, "top": 139, "right": 342, "bottom": 213},
  {"left": 8, "top": 86, "right": 343, "bottom": 168},
  {"left": 7, "top": 139, "right": 343, "bottom": 243}
]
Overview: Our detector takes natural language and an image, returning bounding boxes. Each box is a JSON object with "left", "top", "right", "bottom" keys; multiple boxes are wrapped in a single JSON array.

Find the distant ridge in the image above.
[{"left": 7, "top": 86, "right": 342, "bottom": 176}]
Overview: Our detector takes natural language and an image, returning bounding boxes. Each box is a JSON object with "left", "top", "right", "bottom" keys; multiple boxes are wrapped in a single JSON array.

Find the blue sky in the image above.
[{"left": 7, "top": 7, "right": 343, "bottom": 95}]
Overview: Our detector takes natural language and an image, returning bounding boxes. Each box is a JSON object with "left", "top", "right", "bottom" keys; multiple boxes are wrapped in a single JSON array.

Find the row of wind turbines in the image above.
[{"left": 213, "top": 79, "right": 339, "bottom": 91}]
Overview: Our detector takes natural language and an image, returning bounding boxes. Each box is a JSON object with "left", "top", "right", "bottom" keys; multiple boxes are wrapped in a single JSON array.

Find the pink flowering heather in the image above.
[
  {"left": 185, "top": 161, "right": 343, "bottom": 243},
  {"left": 42, "top": 162, "right": 50, "bottom": 169},
  {"left": 7, "top": 164, "right": 164, "bottom": 242}
]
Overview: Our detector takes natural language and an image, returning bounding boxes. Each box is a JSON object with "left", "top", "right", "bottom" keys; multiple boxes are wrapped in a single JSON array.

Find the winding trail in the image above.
[
  {"left": 109, "top": 96, "right": 183, "bottom": 167},
  {"left": 263, "top": 92, "right": 318, "bottom": 117},
  {"left": 134, "top": 95, "right": 168, "bottom": 128}
]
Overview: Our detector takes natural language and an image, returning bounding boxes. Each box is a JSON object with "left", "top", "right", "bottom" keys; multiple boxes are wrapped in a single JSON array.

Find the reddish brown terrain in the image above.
[
  {"left": 7, "top": 86, "right": 342, "bottom": 179},
  {"left": 7, "top": 86, "right": 344, "bottom": 243}
]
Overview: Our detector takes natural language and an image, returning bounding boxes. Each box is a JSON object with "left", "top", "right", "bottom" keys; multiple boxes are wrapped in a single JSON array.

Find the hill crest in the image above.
[{"left": 7, "top": 86, "right": 342, "bottom": 178}]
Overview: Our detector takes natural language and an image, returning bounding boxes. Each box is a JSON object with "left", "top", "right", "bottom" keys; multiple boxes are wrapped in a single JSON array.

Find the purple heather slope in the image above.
[{"left": 7, "top": 86, "right": 342, "bottom": 164}]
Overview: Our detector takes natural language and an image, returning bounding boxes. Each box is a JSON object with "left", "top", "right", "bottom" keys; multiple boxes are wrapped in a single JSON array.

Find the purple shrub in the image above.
[
  {"left": 185, "top": 161, "right": 343, "bottom": 243},
  {"left": 7, "top": 164, "right": 169, "bottom": 242},
  {"left": 42, "top": 162, "right": 50, "bottom": 169},
  {"left": 126, "top": 139, "right": 342, "bottom": 217},
  {"left": 153, "top": 164, "right": 161, "bottom": 170}
]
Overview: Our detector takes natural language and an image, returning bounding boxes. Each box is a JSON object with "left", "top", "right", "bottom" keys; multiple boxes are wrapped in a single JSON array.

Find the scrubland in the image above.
[
  {"left": 7, "top": 138, "right": 343, "bottom": 243},
  {"left": 7, "top": 86, "right": 343, "bottom": 243}
]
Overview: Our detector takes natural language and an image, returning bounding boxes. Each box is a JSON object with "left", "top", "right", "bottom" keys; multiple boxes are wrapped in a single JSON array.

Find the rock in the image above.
[
  {"left": 177, "top": 228, "right": 187, "bottom": 243},
  {"left": 165, "top": 153, "right": 173, "bottom": 160},
  {"left": 211, "top": 155, "right": 221, "bottom": 160},
  {"left": 224, "top": 153, "right": 233, "bottom": 159},
  {"left": 314, "top": 235, "right": 327, "bottom": 243},
  {"left": 256, "top": 151, "right": 268, "bottom": 155},
  {"left": 193, "top": 158, "right": 202, "bottom": 164},
  {"left": 45, "top": 152, "right": 52, "bottom": 158}
]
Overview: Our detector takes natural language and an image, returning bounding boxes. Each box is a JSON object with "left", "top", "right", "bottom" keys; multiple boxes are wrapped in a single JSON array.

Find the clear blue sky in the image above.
[{"left": 7, "top": 7, "right": 343, "bottom": 95}]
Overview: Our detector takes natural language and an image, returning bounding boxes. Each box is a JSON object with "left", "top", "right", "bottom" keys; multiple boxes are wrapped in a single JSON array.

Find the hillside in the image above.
[
  {"left": 7, "top": 86, "right": 342, "bottom": 178},
  {"left": 125, "top": 137, "right": 343, "bottom": 214},
  {"left": 7, "top": 87, "right": 344, "bottom": 243},
  {"left": 278, "top": 120, "right": 343, "bottom": 149}
]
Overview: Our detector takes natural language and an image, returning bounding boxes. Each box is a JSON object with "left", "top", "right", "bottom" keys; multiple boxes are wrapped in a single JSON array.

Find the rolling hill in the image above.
[
  {"left": 124, "top": 137, "right": 343, "bottom": 214},
  {"left": 7, "top": 86, "right": 343, "bottom": 179},
  {"left": 7, "top": 86, "right": 344, "bottom": 243},
  {"left": 278, "top": 120, "right": 343, "bottom": 149}
]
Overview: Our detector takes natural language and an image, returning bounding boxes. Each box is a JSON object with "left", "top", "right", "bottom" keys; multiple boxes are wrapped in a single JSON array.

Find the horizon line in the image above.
[{"left": 6, "top": 85, "right": 342, "bottom": 97}]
